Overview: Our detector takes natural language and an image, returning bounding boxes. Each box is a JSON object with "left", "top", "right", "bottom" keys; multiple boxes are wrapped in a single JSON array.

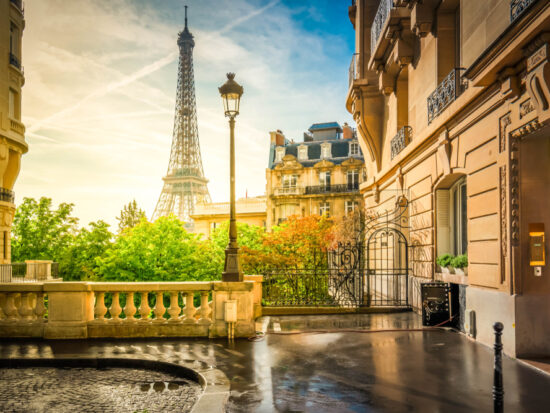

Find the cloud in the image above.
[{"left": 18, "top": 0, "right": 354, "bottom": 226}]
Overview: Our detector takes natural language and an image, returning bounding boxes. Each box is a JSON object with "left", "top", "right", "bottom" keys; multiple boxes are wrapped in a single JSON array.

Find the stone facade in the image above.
[
  {"left": 0, "top": 0, "right": 27, "bottom": 264},
  {"left": 266, "top": 124, "right": 366, "bottom": 230},
  {"left": 190, "top": 196, "right": 267, "bottom": 239},
  {"left": 348, "top": 0, "right": 550, "bottom": 357}
]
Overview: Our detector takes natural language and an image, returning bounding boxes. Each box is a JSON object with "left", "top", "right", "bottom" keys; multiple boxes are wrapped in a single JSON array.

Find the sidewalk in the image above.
[{"left": 1, "top": 313, "right": 549, "bottom": 412}]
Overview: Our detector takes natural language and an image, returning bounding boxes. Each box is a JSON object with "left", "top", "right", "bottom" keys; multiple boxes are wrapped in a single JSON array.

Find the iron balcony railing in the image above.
[
  {"left": 349, "top": 53, "right": 360, "bottom": 87},
  {"left": 391, "top": 126, "right": 412, "bottom": 159},
  {"left": 305, "top": 183, "right": 359, "bottom": 195},
  {"left": 427, "top": 68, "right": 467, "bottom": 124},
  {"left": 371, "top": 0, "right": 393, "bottom": 55},
  {"left": 0, "top": 262, "right": 59, "bottom": 283},
  {"left": 510, "top": 0, "right": 536, "bottom": 22},
  {"left": 9, "top": 53, "right": 21, "bottom": 70},
  {"left": 0, "top": 188, "right": 14, "bottom": 203}
]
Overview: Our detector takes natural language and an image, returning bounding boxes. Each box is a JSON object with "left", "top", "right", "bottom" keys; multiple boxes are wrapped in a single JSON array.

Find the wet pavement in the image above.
[
  {"left": 0, "top": 367, "right": 200, "bottom": 413},
  {"left": 1, "top": 313, "right": 550, "bottom": 412}
]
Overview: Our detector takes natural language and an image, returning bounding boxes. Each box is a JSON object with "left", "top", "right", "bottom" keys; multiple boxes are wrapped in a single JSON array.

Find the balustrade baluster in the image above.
[
  {"left": 110, "top": 292, "right": 122, "bottom": 321},
  {"left": 198, "top": 292, "right": 211, "bottom": 324},
  {"left": 0, "top": 293, "right": 6, "bottom": 320},
  {"left": 183, "top": 292, "right": 197, "bottom": 324},
  {"left": 34, "top": 292, "right": 46, "bottom": 320},
  {"left": 94, "top": 292, "right": 107, "bottom": 321},
  {"left": 123, "top": 292, "right": 136, "bottom": 322},
  {"left": 4, "top": 293, "right": 19, "bottom": 320},
  {"left": 138, "top": 292, "right": 151, "bottom": 322},
  {"left": 18, "top": 292, "right": 35, "bottom": 320},
  {"left": 167, "top": 292, "right": 181, "bottom": 321},
  {"left": 153, "top": 292, "right": 166, "bottom": 322}
]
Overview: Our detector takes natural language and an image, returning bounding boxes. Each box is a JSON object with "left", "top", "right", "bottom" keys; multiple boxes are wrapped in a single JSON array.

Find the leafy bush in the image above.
[
  {"left": 451, "top": 254, "right": 468, "bottom": 269},
  {"left": 436, "top": 254, "right": 453, "bottom": 268}
]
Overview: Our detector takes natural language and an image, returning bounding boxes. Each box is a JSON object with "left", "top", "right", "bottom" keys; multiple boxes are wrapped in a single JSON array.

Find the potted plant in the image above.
[
  {"left": 451, "top": 254, "right": 468, "bottom": 276},
  {"left": 436, "top": 254, "right": 454, "bottom": 274}
]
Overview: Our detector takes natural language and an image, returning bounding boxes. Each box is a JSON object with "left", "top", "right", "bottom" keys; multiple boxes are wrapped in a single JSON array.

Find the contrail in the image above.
[{"left": 27, "top": 0, "right": 281, "bottom": 134}]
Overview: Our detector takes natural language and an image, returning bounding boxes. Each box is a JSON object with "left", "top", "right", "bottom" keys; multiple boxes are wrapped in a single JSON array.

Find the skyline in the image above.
[{"left": 18, "top": 0, "right": 355, "bottom": 228}]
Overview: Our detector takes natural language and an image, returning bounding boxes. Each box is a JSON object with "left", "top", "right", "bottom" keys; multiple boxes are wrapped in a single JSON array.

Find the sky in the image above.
[{"left": 19, "top": 0, "right": 356, "bottom": 228}]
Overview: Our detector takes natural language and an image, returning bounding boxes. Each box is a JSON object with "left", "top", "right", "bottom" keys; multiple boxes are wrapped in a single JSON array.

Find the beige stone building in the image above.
[
  {"left": 0, "top": 0, "right": 26, "bottom": 264},
  {"left": 348, "top": 0, "right": 550, "bottom": 357},
  {"left": 265, "top": 123, "right": 366, "bottom": 231},
  {"left": 190, "top": 196, "right": 267, "bottom": 239}
]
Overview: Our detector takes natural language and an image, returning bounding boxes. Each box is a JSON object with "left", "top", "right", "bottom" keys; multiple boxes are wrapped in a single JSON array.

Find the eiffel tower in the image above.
[{"left": 152, "top": 6, "right": 211, "bottom": 227}]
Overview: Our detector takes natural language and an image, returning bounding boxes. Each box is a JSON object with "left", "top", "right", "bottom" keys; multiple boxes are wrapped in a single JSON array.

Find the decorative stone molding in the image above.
[
  {"left": 499, "top": 165, "right": 507, "bottom": 283},
  {"left": 499, "top": 113, "right": 511, "bottom": 153},
  {"left": 274, "top": 155, "right": 304, "bottom": 171},
  {"left": 519, "top": 99, "right": 535, "bottom": 118},
  {"left": 524, "top": 34, "right": 550, "bottom": 124},
  {"left": 408, "top": 0, "right": 438, "bottom": 38},
  {"left": 436, "top": 130, "right": 451, "bottom": 177}
]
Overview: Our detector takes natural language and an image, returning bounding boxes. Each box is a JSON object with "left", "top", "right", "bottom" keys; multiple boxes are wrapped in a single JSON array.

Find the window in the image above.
[
  {"left": 350, "top": 142, "right": 359, "bottom": 156},
  {"left": 298, "top": 145, "right": 308, "bottom": 161},
  {"left": 320, "top": 202, "right": 330, "bottom": 217},
  {"left": 436, "top": 177, "right": 467, "bottom": 257},
  {"left": 321, "top": 143, "right": 331, "bottom": 159},
  {"left": 8, "top": 89, "right": 19, "bottom": 120},
  {"left": 10, "top": 23, "right": 17, "bottom": 56},
  {"left": 282, "top": 174, "right": 298, "bottom": 188},
  {"left": 280, "top": 203, "right": 298, "bottom": 219},
  {"left": 451, "top": 178, "right": 467, "bottom": 255},
  {"left": 347, "top": 170, "right": 359, "bottom": 190},
  {"left": 345, "top": 201, "right": 358, "bottom": 214},
  {"left": 275, "top": 147, "right": 285, "bottom": 162},
  {"left": 319, "top": 171, "right": 331, "bottom": 188}
]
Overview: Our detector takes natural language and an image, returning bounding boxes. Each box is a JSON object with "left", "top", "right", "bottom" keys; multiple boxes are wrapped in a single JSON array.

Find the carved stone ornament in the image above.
[
  {"left": 0, "top": 205, "right": 15, "bottom": 228},
  {"left": 519, "top": 99, "right": 535, "bottom": 119},
  {"left": 499, "top": 113, "right": 511, "bottom": 153},
  {"left": 525, "top": 37, "right": 550, "bottom": 124},
  {"left": 436, "top": 130, "right": 451, "bottom": 176}
]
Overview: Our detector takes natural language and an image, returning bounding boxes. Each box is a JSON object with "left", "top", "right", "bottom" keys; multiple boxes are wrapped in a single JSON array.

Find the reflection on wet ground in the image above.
[{"left": 1, "top": 313, "right": 549, "bottom": 412}]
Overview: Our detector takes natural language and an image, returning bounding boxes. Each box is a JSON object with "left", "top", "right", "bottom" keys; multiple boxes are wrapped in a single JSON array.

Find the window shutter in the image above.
[{"left": 436, "top": 190, "right": 451, "bottom": 255}]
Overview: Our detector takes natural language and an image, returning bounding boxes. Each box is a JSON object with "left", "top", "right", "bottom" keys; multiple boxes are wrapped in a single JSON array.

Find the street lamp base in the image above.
[{"left": 222, "top": 246, "right": 243, "bottom": 282}]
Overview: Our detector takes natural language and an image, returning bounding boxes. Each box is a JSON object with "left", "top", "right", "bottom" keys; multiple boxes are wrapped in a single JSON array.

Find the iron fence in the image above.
[
  {"left": 0, "top": 188, "right": 14, "bottom": 203},
  {"left": 9, "top": 53, "right": 21, "bottom": 70},
  {"left": 349, "top": 53, "right": 359, "bottom": 87},
  {"left": 0, "top": 262, "right": 59, "bottom": 283},
  {"left": 371, "top": 0, "right": 393, "bottom": 54}
]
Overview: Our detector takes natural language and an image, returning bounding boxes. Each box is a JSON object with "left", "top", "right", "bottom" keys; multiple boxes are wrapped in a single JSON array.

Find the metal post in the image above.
[
  {"left": 493, "top": 322, "right": 504, "bottom": 413},
  {"left": 222, "top": 116, "right": 243, "bottom": 282}
]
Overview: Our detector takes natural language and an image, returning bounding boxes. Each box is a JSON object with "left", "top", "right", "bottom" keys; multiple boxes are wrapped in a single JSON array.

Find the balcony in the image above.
[
  {"left": 427, "top": 68, "right": 467, "bottom": 124},
  {"left": 10, "top": 119, "right": 25, "bottom": 136},
  {"left": 510, "top": 0, "right": 536, "bottom": 22},
  {"left": 9, "top": 53, "right": 21, "bottom": 70},
  {"left": 371, "top": 0, "right": 393, "bottom": 55},
  {"left": 273, "top": 186, "right": 305, "bottom": 196},
  {"left": 305, "top": 183, "right": 359, "bottom": 195},
  {"left": 349, "top": 53, "right": 360, "bottom": 88},
  {"left": 0, "top": 261, "right": 59, "bottom": 283},
  {"left": 391, "top": 126, "right": 412, "bottom": 159},
  {"left": 0, "top": 188, "right": 14, "bottom": 203}
]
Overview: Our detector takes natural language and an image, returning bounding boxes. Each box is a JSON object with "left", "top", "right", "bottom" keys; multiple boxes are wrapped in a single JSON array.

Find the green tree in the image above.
[
  {"left": 59, "top": 220, "right": 113, "bottom": 281},
  {"left": 116, "top": 200, "right": 147, "bottom": 233},
  {"left": 11, "top": 197, "right": 79, "bottom": 262},
  {"left": 96, "top": 215, "right": 220, "bottom": 281}
]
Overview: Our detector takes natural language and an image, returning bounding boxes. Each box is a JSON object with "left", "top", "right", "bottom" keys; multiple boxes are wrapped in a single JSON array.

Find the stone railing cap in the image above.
[
  {"left": 0, "top": 283, "right": 44, "bottom": 292},
  {"left": 213, "top": 281, "right": 254, "bottom": 291}
]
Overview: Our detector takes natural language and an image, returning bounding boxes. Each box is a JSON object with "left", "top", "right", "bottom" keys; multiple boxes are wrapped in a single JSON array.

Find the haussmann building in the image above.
[{"left": 347, "top": 0, "right": 550, "bottom": 357}]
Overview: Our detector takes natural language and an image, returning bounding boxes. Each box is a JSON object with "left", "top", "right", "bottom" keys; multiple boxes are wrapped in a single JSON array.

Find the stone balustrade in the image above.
[{"left": 0, "top": 277, "right": 263, "bottom": 339}]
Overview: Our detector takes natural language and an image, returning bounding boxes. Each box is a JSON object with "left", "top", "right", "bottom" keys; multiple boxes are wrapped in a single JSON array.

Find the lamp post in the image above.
[{"left": 219, "top": 73, "right": 244, "bottom": 282}]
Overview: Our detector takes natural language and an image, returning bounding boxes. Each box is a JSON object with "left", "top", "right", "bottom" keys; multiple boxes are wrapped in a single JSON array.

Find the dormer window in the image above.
[
  {"left": 350, "top": 142, "right": 359, "bottom": 156},
  {"left": 298, "top": 145, "right": 308, "bottom": 161},
  {"left": 321, "top": 143, "right": 331, "bottom": 159},
  {"left": 275, "top": 147, "right": 285, "bottom": 162}
]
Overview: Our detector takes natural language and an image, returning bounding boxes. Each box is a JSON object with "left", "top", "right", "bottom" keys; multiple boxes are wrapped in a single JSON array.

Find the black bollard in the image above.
[{"left": 493, "top": 322, "right": 504, "bottom": 413}]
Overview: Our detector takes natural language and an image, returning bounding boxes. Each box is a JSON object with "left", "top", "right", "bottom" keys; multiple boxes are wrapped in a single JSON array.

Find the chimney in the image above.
[
  {"left": 270, "top": 130, "right": 286, "bottom": 146},
  {"left": 343, "top": 122, "right": 354, "bottom": 139}
]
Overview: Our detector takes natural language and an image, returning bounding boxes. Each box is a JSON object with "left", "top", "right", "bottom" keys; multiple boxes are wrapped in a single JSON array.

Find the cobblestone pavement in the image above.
[{"left": 0, "top": 367, "right": 201, "bottom": 413}]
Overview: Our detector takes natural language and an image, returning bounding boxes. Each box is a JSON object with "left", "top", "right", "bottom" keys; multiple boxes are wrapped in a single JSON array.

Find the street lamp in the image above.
[{"left": 219, "top": 73, "right": 244, "bottom": 282}]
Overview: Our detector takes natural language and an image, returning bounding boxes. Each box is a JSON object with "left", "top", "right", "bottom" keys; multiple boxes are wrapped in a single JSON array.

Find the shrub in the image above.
[
  {"left": 436, "top": 253, "right": 453, "bottom": 268},
  {"left": 451, "top": 254, "right": 468, "bottom": 269}
]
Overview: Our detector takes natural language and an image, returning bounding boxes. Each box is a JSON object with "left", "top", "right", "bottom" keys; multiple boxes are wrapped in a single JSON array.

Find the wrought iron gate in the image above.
[{"left": 365, "top": 195, "right": 410, "bottom": 307}]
